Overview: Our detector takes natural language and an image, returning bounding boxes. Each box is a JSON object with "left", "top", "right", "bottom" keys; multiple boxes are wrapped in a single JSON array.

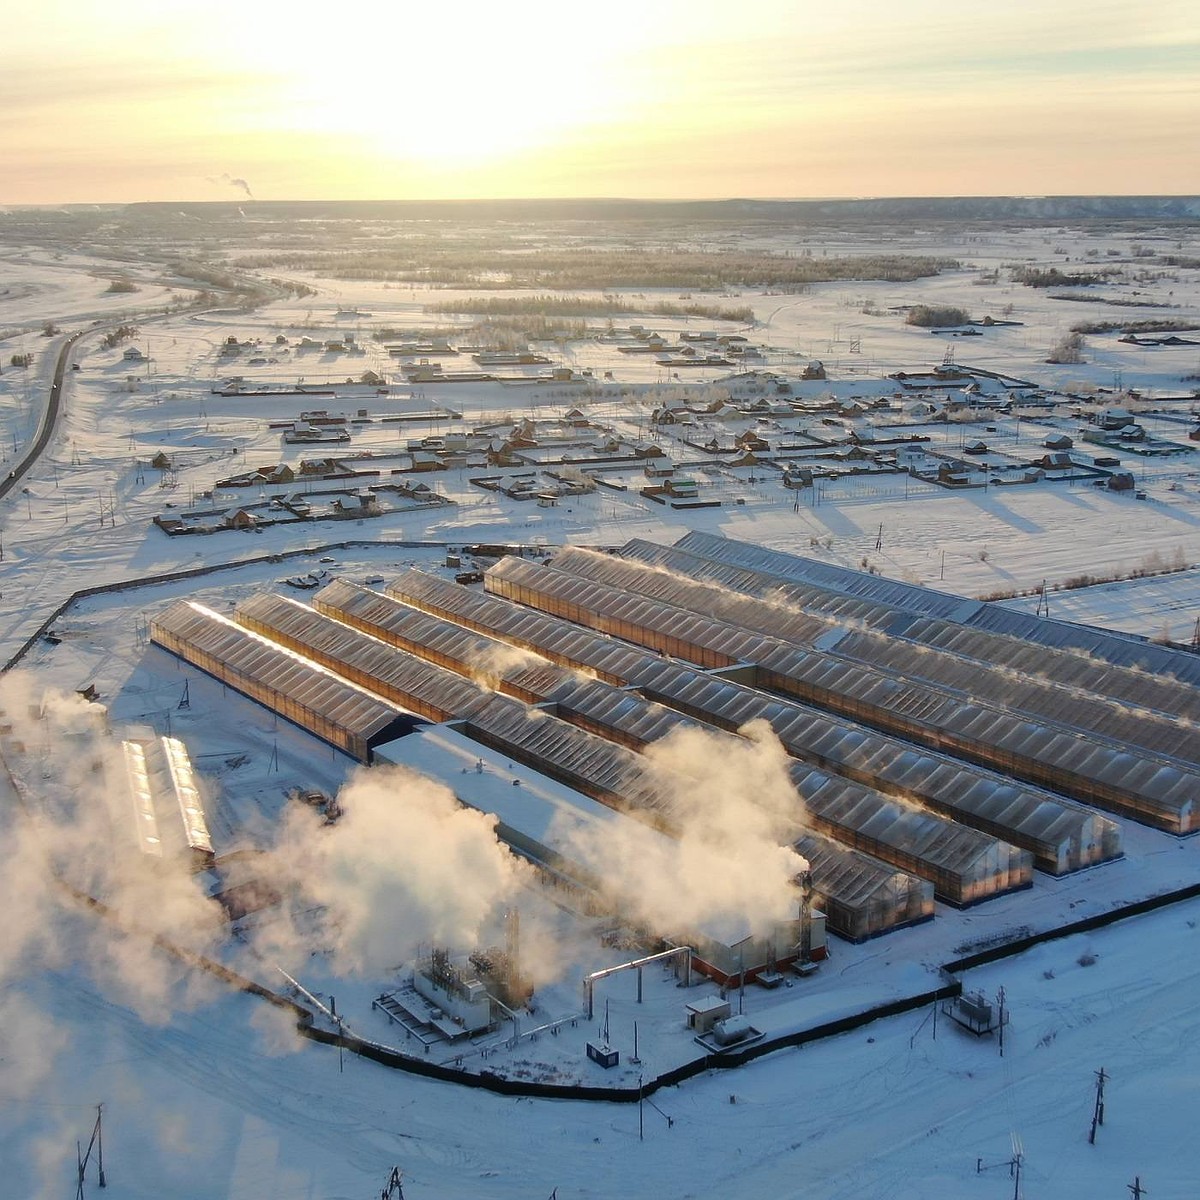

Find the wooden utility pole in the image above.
[
  {"left": 1089, "top": 1066, "right": 1108, "bottom": 1144},
  {"left": 1127, "top": 1176, "right": 1147, "bottom": 1199}
]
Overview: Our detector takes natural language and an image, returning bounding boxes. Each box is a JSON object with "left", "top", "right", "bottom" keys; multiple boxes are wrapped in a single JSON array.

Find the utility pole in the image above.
[
  {"left": 1128, "top": 1176, "right": 1147, "bottom": 1199},
  {"left": 75, "top": 1104, "right": 106, "bottom": 1198},
  {"left": 1089, "top": 1066, "right": 1108, "bottom": 1144},
  {"left": 997, "top": 987, "right": 1006, "bottom": 1057},
  {"left": 976, "top": 1132, "right": 1022, "bottom": 1199},
  {"left": 96, "top": 1104, "right": 105, "bottom": 1189}
]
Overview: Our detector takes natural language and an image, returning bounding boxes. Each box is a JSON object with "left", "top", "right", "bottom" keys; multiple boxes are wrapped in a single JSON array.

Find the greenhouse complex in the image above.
[{"left": 150, "top": 531, "right": 1200, "bottom": 950}]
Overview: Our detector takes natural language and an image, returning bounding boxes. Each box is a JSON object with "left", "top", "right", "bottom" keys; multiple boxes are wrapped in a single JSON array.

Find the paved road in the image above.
[{"left": 0, "top": 328, "right": 83, "bottom": 502}]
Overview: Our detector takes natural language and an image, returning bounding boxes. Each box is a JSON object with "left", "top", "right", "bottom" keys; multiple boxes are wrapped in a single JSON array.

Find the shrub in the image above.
[
  {"left": 905, "top": 305, "right": 969, "bottom": 328},
  {"left": 1047, "top": 332, "right": 1086, "bottom": 364}
]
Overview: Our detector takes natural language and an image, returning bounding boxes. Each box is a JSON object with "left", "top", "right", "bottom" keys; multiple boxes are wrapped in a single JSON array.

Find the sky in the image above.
[{"left": 1, "top": 0, "right": 1198, "bottom": 204}]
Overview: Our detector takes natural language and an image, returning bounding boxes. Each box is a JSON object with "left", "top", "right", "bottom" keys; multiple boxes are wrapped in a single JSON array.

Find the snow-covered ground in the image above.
[
  {"left": 5, "top": 896, "right": 1196, "bottom": 1198},
  {"left": 1, "top": 213, "right": 1198, "bottom": 1198}
]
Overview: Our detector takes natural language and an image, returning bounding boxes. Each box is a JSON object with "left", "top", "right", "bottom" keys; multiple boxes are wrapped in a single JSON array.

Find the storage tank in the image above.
[{"left": 712, "top": 1014, "right": 754, "bottom": 1046}]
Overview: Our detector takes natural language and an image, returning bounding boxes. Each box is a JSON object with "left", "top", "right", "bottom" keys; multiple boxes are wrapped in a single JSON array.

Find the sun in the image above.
[{"left": 223, "top": 2, "right": 639, "bottom": 171}]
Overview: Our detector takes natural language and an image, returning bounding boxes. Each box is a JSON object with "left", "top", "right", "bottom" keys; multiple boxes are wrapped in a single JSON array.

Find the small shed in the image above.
[
  {"left": 223, "top": 507, "right": 257, "bottom": 529},
  {"left": 665, "top": 478, "right": 699, "bottom": 499},
  {"left": 685, "top": 996, "right": 732, "bottom": 1036}
]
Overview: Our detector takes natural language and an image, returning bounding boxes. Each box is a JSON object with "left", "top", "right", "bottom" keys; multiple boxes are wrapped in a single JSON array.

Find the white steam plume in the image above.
[
  {"left": 0, "top": 673, "right": 227, "bottom": 1015},
  {"left": 258, "top": 765, "right": 533, "bottom": 977},
  {"left": 561, "top": 719, "right": 808, "bottom": 945}
]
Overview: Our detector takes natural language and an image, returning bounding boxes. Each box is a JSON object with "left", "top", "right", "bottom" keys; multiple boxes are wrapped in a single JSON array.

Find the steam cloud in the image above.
[
  {"left": 258, "top": 765, "right": 533, "bottom": 977},
  {"left": 0, "top": 670, "right": 230, "bottom": 1186},
  {"left": 207, "top": 172, "right": 255, "bottom": 199},
  {"left": 561, "top": 719, "right": 809, "bottom": 944},
  {"left": 0, "top": 673, "right": 226, "bottom": 1019}
]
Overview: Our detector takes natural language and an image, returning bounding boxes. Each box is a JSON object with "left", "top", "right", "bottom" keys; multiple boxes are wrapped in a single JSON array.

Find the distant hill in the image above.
[{"left": 123, "top": 196, "right": 1200, "bottom": 223}]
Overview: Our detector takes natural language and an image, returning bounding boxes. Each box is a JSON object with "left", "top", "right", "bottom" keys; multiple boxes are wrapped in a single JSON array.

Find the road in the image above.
[{"left": 0, "top": 327, "right": 83, "bottom": 502}]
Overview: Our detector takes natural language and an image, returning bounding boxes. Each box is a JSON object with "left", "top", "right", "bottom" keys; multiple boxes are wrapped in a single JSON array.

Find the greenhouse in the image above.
[
  {"left": 638, "top": 661, "right": 1120, "bottom": 874},
  {"left": 670, "top": 530, "right": 1200, "bottom": 688},
  {"left": 454, "top": 692, "right": 688, "bottom": 831},
  {"left": 235, "top": 592, "right": 495, "bottom": 724},
  {"left": 312, "top": 579, "right": 536, "bottom": 684},
  {"left": 792, "top": 833, "right": 934, "bottom": 942},
  {"left": 783, "top": 757, "right": 1031, "bottom": 905},
  {"left": 550, "top": 545, "right": 1196, "bottom": 761},
  {"left": 120, "top": 735, "right": 212, "bottom": 865},
  {"left": 485, "top": 557, "right": 1197, "bottom": 834},
  {"left": 617, "top": 537, "right": 1200, "bottom": 729},
  {"left": 384, "top": 570, "right": 654, "bottom": 685},
  {"left": 150, "top": 600, "right": 415, "bottom": 762},
  {"left": 121, "top": 739, "right": 163, "bottom": 860}
]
